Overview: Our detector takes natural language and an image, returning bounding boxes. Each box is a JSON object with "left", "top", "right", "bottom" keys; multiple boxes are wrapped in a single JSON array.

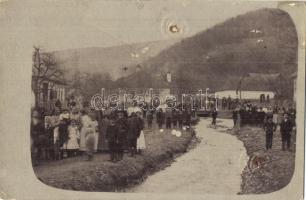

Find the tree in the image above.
[
  {"left": 32, "top": 46, "right": 64, "bottom": 108},
  {"left": 70, "top": 70, "right": 113, "bottom": 102}
]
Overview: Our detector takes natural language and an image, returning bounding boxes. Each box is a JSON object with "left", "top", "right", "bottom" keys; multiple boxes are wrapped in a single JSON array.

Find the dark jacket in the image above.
[
  {"left": 138, "top": 117, "right": 144, "bottom": 132},
  {"left": 177, "top": 111, "right": 183, "bottom": 122},
  {"left": 184, "top": 110, "right": 192, "bottom": 124},
  {"left": 211, "top": 111, "right": 218, "bottom": 119},
  {"left": 232, "top": 111, "right": 238, "bottom": 120},
  {"left": 264, "top": 122, "right": 277, "bottom": 133},
  {"left": 30, "top": 121, "right": 45, "bottom": 139},
  {"left": 165, "top": 109, "right": 172, "bottom": 119},
  {"left": 147, "top": 112, "right": 153, "bottom": 122},
  {"left": 172, "top": 110, "right": 178, "bottom": 122},
  {"left": 156, "top": 111, "right": 164, "bottom": 124},
  {"left": 30, "top": 121, "right": 45, "bottom": 147},
  {"left": 127, "top": 116, "right": 140, "bottom": 139},
  {"left": 106, "top": 124, "right": 119, "bottom": 143},
  {"left": 280, "top": 119, "right": 293, "bottom": 134},
  {"left": 58, "top": 121, "right": 69, "bottom": 146},
  {"left": 116, "top": 117, "right": 128, "bottom": 144}
]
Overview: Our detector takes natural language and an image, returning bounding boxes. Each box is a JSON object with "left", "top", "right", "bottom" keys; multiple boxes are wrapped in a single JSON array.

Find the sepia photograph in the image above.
[{"left": 0, "top": 0, "right": 305, "bottom": 199}]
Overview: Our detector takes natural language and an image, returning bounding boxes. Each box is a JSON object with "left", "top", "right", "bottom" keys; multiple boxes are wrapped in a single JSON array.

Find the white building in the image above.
[
  {"left": 215, "top": 90, "right": 275, "bottom": 100},
  {"left": 32, "top": 76, "right": 67, "bottom": 111},
  {"left": 215, "top": 73, "right": 280, "bottom": 100}
]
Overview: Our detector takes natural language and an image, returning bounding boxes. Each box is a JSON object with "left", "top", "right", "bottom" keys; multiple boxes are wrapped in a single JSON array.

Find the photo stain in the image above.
[{"left": 169, "top": 24, "right": 180, "bottom": 33}]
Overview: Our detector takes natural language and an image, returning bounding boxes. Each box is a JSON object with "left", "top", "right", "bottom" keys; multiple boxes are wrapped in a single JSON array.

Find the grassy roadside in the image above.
[
  {"left": 226, "top": 125, "right": 296, "bottom": 194},
  {"left": 34, "top": 124, "right": 197, "bottom": 192}
]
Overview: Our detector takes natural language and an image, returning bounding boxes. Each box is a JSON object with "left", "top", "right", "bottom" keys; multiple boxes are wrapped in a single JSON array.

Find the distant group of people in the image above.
[
  {"left": 232, "top": 103, "right": 296, "bottom": 128},
  {"left": 229, "top": 103, "right": 296, "bottom": 151},
  {"left": 154, "top": 108, "right": 193, "bottom": 130}
]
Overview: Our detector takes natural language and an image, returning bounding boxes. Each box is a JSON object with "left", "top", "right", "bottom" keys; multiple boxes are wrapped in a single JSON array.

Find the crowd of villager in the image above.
[
  {"left": 230, "top": 102, "right": 296, "bottom": 127},
  {"left": 30, "top": 98, "right": 197, "bottom": 166},
  {"left": 228, "top": 102, "right": 296, "bottom": 151}
]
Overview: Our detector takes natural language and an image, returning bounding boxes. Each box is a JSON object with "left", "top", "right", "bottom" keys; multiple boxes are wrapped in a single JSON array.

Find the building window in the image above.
[{"left": 42, "top": 83, "right": 48, "bottom": 102}]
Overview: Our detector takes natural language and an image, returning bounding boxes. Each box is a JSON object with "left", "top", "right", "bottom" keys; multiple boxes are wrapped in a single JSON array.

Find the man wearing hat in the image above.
[
  {"left": 127, "top": 112, "right": 140, "bottom": 157},
  {"left": 280, "top": 113, "right": 293, "bottom": 151},
  {"left": 263, "top": 116, "right": 277, "bottom": 150},
  {"left": 116, "top": 111, "right": 128, "bottom": 160},
  {"left": 156, "top": 108, "right": 164, "bottom": 129}
]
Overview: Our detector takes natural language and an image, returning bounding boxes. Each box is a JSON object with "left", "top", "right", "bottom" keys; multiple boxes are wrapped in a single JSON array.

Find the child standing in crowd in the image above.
[
  {"left": 70, "top": 108, "right": 80, "bottom": 125},
  {"left": 66, "top": 119, "right": 80, "bottom": 157},
  {"left": 263, "top": 117, "right": 277, "bottom": 150}
]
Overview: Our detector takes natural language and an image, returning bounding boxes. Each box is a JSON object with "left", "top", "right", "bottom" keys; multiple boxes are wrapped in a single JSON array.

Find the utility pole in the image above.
[{"left": 205, "top": 88, "right": 209, "bottom": 110}]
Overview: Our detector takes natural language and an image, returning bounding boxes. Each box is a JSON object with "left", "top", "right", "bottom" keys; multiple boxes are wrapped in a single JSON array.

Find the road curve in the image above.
[{"left": 129, "top": 118, "right": 248, "bottom": 194}]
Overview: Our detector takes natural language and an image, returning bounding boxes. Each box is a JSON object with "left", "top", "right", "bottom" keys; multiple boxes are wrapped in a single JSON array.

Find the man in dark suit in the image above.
[
  {"left": 127, "top": 112, "right": 140, "bottom": 157},
  {"left": 156, "top": 108, "right": 164, "bottom": 129},
  {"left": 232, "top": 109, "right": 238, "bottom": 127},
  {"left": 280, "top": 114, "right": 293, "bottom": 151},
  {"left": 264, "top": 117, "right": 277, "bottom": 150},
  {"left": 172, "top": 109, "right": 178, "bottom": 128},
  {"left": 211, "top": 108, "right": 218, "bottom": 126},
  {"left": 165, "top": 107, "right": 172, "bottom": 129},
  {"left": 106, "top": 115, "right": 119, "bottom": 162},
  {"left": 116, "top": 111, "right": 128, "bottom": 160}
]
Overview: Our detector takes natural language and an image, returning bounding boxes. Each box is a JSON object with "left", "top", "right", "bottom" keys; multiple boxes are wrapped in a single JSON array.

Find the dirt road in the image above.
[{"left": 129, "top": 118, "right": 248, "bottom": 194}]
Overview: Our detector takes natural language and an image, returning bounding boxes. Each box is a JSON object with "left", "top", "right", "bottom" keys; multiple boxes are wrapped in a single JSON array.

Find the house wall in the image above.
[
  {"left": 215, "top": 90, "right": 275, "bottom": 100},
  {"left": 37, "top": 81, "right": 66, "bottom": 111}
]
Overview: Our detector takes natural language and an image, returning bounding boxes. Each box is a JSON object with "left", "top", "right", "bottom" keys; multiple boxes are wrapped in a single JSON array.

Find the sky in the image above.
[{"left": 0, "top": 0, "right": 277, "bottom": 51}]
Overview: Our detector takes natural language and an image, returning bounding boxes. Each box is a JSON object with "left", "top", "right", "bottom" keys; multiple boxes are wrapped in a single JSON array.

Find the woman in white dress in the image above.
[
  {"left": 136, "top": 112, "right": 146, "bottom": 153},
  {"left": 84, "top": 111, "right": 99, "bottom": 160},
  {"left": 79, "top": 111, "right": 92, "bottom": 152},
  {"left": 88, "top": 112, "right": 99, "bottom": 152}
]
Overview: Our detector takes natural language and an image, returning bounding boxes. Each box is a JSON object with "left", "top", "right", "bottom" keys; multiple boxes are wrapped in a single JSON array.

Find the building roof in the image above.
[{"left": 220, "top": 73, "right": 280, "bottom": 92}]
